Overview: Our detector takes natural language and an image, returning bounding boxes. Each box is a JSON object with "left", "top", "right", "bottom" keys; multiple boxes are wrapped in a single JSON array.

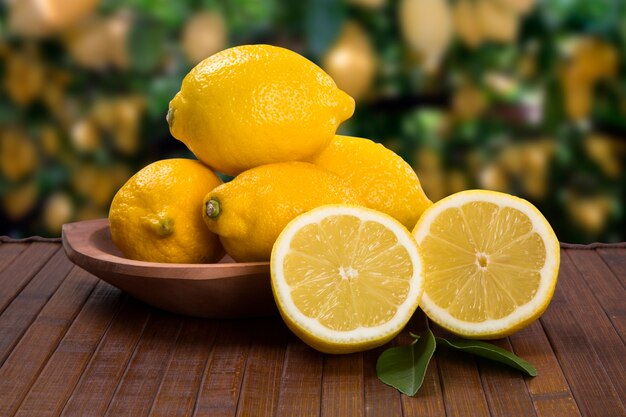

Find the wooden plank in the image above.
[
  {"left": 103, "top": 312, "right": 182, "bottom": 417},
  {"left": 148, "top": 319, "right": 218, "bottom": 417},
  {"left": 60, "top": 299, "right": 151, "bottom": 417},
  {"left": 275, "top": 334, "right": 323, "bottom": 417},
  {"left": 533, "top": 396, "right": 582, "bottom": 417},
  {"left": 596, "top": 248, "right": 626, "bottom": 289},
  {"left": 0, "top": 243, "right": 59, "bottom": 313},
  {"left": 539, "top": 306, "right": 625, "bottom": 417},
  {"left": 0, "top": 243, "right": 27, "bottom": 273},
  {"left": 508, "top": 321, "right": 581, "bottom": 417},
  {"left": 435, "top": 321, "right": 490, "bottom": 417},
  {"left": 567, "top": 249, "right": 626, "bottom": 341},
  {"left": 0, "top": 249, "right": 74, "bottom": 365},
  {"left": 363, "top": 345, "right": 402, "bottom": 417},
  {"left": 558, "top": 251, "right": 626, "bottom": 403},
  {"left": 236, "top": 319, "right": 288, "bottom": 417},
  {"left": 193, "top": 320, "right": 252, "bottom": 417},
  {"left": 0, "top": 267, "right": 98, "bottom": 417},
  {"left": 13, "top": 281, "right": 123, "bottom": 417},
  {"left": 400, "top": 314, "right": 446, "bottom": 417},
  {"left": 321, "top": 353, "right": 364, "bottom": 417},
  {"left": 538, "top": 254, "right": 625, "bottom": 417},
  {"left": 476, "top": 338, "right": 537, "bottom": 417}
]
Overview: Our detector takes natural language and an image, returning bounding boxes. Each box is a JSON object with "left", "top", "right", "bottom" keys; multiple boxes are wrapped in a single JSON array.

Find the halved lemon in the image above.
[
  {"left": 412, "top": 190, "right": 560, "bottom": 339},
  {"left": 271, "top": 205, "right": 424, "bottom": 354}
]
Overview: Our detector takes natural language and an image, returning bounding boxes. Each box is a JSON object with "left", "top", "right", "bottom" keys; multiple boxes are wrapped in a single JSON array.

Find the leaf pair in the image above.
[{"left": 376, "top": 330, "right": 536, "bottom": 396}]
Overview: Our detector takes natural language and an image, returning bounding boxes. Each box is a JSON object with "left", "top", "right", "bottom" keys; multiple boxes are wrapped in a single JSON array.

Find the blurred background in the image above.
[{"left": 0, "top": 0, "right": 624, "bottom": 243}]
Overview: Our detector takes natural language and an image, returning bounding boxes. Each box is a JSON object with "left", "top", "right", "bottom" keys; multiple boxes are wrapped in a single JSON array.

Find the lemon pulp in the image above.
[
  {"left": 285, "top": 215, "right": 414, "bottom": 329},
  {"left": 413, "top": 190, "right": 560, "bottom": 338}
]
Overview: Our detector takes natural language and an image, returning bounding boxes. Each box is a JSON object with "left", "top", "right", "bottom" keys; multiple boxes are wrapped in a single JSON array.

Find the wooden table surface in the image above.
[{"left": 0, "top": 238, "right": 624, "bottom": 417}]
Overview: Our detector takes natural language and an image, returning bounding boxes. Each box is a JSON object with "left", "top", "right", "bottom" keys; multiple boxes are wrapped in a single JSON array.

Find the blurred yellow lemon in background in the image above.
[
  {"left": 477, "top": 0, "right": 520, "bottom": 43},
  {"left": 565, "top": 191, "right": 614, "bottom": 235},
  {"left": 494, "top": 0, "right": 536, "bottom": 15},
  {"left": 109, "top": 159, "right": 223, "bottom": 264},
  {"left": 412, "top": 190, "right": 560, "bottom": 339},
  {"left": 43, "top": 192, "right": 75, "bottom": 235},
  {"left": 271, "top": 205, "right": 424, "bottom": 354},
  {"left": 323, "top": 21, "right": 377, "bottom": 100},
  {"left": 399, "top": 0, "right": 453, "bottom": 72},
  {"left": 3, "top": 44, "right": 45, "bottom": 106},
  {"left": 3, "top": 181, "right": 38, "bottom": 221},
  {"left": 0, "top": 128, "right": 38, "bottom": 181},
  {"left": 63, "top": 11, "right": 131, "bottom": 71},
  {"left": 202, "top": 162, "right": 361, "bottom": 262},
  {"left": 453, "top": 0, "right": 484, "bottom": 49},
  {"left": 312, "top": 135, "right": 432, "bottom": 230},
  {"left": 7, "top": 0, "right": 97, "bottom": 38},
  {"left": 38, "top": 0, "right": 99, "bottom": 30},
  {"left": 181, "top": 11, "right": 227, "bottom": 64},
  {"left": 168, "top": 44, "right": 355, "bottom": 175}
]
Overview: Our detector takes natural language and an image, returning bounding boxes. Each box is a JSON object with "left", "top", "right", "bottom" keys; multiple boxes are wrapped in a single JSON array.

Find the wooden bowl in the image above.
[{"left": 61, "top": 219, "right": 276, "bottom": 318}]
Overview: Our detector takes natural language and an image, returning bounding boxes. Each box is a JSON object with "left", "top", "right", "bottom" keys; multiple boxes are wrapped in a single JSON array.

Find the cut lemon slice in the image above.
[
  {"left": 271, "top": 205, "right": 424, "bottom": 354},
  {"left": 412, "top": 190, "right": 560, "bottom": 339}
]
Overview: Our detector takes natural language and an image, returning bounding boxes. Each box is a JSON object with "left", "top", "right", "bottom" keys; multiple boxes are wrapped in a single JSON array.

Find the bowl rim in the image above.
[{"left": 62, "top": 218, "right": 270, "bottom": 281}]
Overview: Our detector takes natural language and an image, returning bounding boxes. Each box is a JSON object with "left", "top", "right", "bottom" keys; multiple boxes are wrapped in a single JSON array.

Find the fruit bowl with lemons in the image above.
[{"left": 63, "top": 45, "right": 560, "bottom": 355}]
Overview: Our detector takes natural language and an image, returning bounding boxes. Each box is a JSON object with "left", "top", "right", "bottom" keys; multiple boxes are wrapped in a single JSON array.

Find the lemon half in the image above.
[
  {"left": 412, "top": 190, "right": 560, "bottom": 339},
  {"left": 271, "top": 205, "right": 424, "bottom": 354}
]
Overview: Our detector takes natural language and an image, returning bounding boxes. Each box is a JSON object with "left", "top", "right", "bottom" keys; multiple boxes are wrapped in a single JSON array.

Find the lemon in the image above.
[
  {"left": 0, "top": 128, "right": 38, "bottom": 181},
  {"left": 476, "top": 0, "right": 520, "bottom": 44},
  {"left": 202, "top": 162, "right": 361, "bottom": 262},
  {"left": 453, "top": 0, "right": 484, "bottom": 49},
  {"left": 412, "top": 190, "right": 560, "bottom": 339},
  {"left": 168, "top": 44, "right": 355, "bottom": 176},
  {"left": 109, "top": 159, "right": 223, "bottom": 264},
  {"left": 311, "top": 135, "right": 432, "bottom": 230},
  {"left": 3, "top": 180, "right": 38, "bottom": 221},
  {"left": 181, "top": 12, "right": 226, "bottom": 64},
  {"left": 43, "top": 192, "right": 74, "bottom": 235},
  {"left": 38, "top": 0, "right": 99, "bottom": 30},
  {"left": 271, "top": 205, "right": 424, "bottom": 354},
  {"left": 399, "top": 0, "right": 453, "bottom": 72},
  {"left": 322, "top": 22, "right": 377, "bottom": 100}
]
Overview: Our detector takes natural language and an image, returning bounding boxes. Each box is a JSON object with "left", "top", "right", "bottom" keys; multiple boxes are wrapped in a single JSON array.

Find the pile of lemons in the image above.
[
  {"left": 109, "top": 44, "right": 432, "bottom": 264},
  {"left": 109, "top": 45, "right": 560, "bottom": 354}
]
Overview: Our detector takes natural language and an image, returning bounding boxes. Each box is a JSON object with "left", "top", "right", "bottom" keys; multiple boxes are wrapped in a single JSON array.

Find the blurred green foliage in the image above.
[{"left": 0, "top": 0, "right": 624, "bottom": 242}]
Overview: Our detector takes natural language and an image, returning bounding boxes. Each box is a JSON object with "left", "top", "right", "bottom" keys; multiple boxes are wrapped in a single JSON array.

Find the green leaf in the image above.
[
  {"left": 435, "top": 337, "right": 537, "bottom": 377},
  {"left": 376, "top": 329, "right": 436, "bottom": 396}
]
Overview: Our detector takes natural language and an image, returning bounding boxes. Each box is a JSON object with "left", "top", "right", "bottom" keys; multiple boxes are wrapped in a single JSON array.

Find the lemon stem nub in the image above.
[
  {"left": 206, "top": 199, "right": 220, "bottom": 219},
  {"left": 145, "top": 214, "right": 174, "bottom": 237}
]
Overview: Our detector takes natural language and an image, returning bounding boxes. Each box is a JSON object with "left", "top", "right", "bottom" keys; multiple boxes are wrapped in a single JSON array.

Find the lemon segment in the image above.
[
  {"left": 271, "top": 205, "right": 424, "bottom": 354},
  {"left": 413, "top": 190, "right": 560, "bottom": 338}
]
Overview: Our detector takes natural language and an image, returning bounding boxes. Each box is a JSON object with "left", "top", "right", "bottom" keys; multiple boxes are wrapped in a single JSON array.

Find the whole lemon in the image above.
[
  {"left": 311, "top": 135, "right": 432, "bottom": 229},
  {"left": 167, "top": 44, "right": 355, "bottom": 176},
  {"left": 202, "top": 162, "right": 361, "bottom": 262},
  {"left": 109, "top": 158, "right": 223, "bottom": 263}
]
